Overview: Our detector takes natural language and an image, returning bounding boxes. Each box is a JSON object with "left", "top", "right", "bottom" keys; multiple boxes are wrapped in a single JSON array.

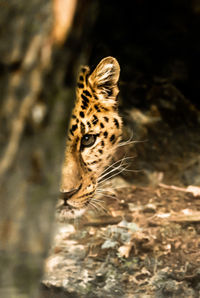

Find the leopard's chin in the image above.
[{"left": 56, "top": 203, "right": 86, "bottom": 221}]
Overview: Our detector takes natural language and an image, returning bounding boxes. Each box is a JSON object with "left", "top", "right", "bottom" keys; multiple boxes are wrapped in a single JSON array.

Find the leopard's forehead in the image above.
[{"left": 68, "top": 66, "right": 121, "bottom": 142}]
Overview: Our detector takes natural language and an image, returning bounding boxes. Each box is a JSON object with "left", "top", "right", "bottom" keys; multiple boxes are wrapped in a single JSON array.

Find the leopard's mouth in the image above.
[
  {"left": 59, "top": 188, "right": 95, "bottom": 209},
  {"left": 56, "top": 196, "right": 92, "bottom": 221}
]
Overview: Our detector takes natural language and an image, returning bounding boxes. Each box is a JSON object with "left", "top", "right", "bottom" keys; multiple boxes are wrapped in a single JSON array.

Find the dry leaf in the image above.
[
  {"left": 186, "top": 185, "right": 200, "bottom": 197},
  {"left": 118, "top": 242, "right": 132, "bottom": 258}
]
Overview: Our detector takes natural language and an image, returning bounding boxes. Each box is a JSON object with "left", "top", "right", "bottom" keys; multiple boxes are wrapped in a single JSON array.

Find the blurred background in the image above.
[{"left": 0, "top": 0, "right": 200, "bottom": 297}]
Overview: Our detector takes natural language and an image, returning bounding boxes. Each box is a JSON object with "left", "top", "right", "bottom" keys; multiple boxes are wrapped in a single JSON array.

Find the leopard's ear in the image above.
[{"left": 88, "top": 56, "right": 120, "bottom": 105}]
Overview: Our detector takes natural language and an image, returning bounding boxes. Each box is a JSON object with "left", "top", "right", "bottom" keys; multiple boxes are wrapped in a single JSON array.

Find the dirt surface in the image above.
[
  {"left": 41, "top": 82, "right": 200, "bottom": 297},
  {"left": 42, "top": 183, "right": 200, "bottom": 297}
]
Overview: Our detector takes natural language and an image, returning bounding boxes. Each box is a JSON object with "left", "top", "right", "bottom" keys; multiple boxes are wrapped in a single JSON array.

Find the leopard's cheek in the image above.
[
  {"left": 81, "top": 146, "right": 107, "bottom": 175},
  {"left": 81, "top": 148, "right": 101, "bottom": 172}
]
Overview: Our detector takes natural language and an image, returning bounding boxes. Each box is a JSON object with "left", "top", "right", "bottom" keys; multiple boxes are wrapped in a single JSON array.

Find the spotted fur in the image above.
[{"left": 58, "top": 57, "right": 122, "bottom": 219}]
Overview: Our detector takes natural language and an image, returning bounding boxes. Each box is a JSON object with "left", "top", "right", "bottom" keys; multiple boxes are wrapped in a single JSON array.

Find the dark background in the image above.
[
  {"left": 61, "top": 0, "right": 200, "bottom": 107},
  {"left": 1, "top": 1, "right": 200, "bottom": 297}
]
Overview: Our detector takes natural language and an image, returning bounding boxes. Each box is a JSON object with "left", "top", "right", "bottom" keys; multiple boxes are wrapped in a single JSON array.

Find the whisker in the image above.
[
  {"left": 97, "top": 194, "right": 119, "bottom": 201},
  {"left": 96, "top": 191, "right": 117, "bottom": 200},
  {"left": 89, "top": 200, "right": 102, "bottom": 213},
  {"left": 97, "top": 188, "right": 116, "bottom": 195},
  {"left": 98, "top": 156, "right": 135, "bottom": 182},
  {"left": 98, "top": 162, "right": 127, "bottom": 181},
  {"left": 88, "top": 201, "right": 99, "bottom": 213},
  {"left": 96, "top": 189, "right": 115, "bottom": 195},
  {"left": 117, "top": 140, "right": 136, "bottom": 147},
  {"left": 117, "top": 139, "right": 147, "bottom": 148},
  {"left": 92, "top": 199, "right": 108, "bottom": 214},
  {"left": 100, "top": 156, "right": 134, "bottom": 175},
  {"left": 119, "top": 168, "right": 141, "bottom": 173},
  {"left": 74, "top": 216, "right": 80, "bottom": 230},
  {"left": 98, "top": 186, "right": 127, "bottom": 191},
  {"left": 120, "top": 131, "right": 134, "bottom": 144},
  {"left": 98, "top": 164, "right": 129, "bottom": 186}
]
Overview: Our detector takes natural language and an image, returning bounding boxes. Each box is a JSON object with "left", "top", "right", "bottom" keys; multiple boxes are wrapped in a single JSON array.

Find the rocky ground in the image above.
[{"left": 41, "top": 81, "right": 200, "bottom": 297}]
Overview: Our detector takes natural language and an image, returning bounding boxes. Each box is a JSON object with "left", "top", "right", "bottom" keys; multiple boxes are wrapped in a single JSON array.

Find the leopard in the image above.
[{"left": 57, "top": 56, "right": 122, "bottom": 219}]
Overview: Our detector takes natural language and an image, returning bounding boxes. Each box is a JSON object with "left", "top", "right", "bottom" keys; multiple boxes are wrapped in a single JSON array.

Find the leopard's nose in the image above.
[
  {"left": 60, "top": 184, "right": 82, "bottom": 202},
  {"left": 62, "top": 189, "right": 78, "bottom": 200}
]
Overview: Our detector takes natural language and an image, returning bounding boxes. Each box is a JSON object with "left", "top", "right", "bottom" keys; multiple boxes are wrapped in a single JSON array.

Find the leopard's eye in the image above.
[{"left": 81, "top": 134, "right": 97, "bottom": 148}]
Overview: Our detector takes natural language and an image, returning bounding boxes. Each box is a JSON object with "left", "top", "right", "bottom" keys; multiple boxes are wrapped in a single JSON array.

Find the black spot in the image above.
[
  {"left": 81, "top": 190, "right": 96, "bottom": 198},
  {"left": 81, "top": 93, "right": 89, "bottom": 109},
  {"left": 80, "top": 111, "right": 85, "bottom": 118},
  {"left": 71, "top": 124, "right": 78, "bottom": 132},
  {"left": 90, "top": 160, "right": 97, "bottom": 165},
  {"left": 110, "top": 134, "right": 115, "bottom": 143},
  {"left": 81, "top": 105, "right": 87, "bottom": 110},
  {"left": 92, "top": 115, "right": 98, "bottom": 125},
  {"left": 89, "top": 158, "right": 102, "bottom": 165},
  {"left": 72, "top": 114, "right": 76, "bottom": 119},
  {"left": 76, "top": 118, "right": 79, "bottom": 123},
  {"left": 85, "top": 73, "right": 89, "bottom": 83},
  {"left": 114, "top": 118, "right": 119, "bottom": 128},
  {"left": 77, "top": 83, "right": 84, "bottom": 88},
  {"left": 91, "top": 176, "right": 95, "bottom": 183},
  {"left": 101, "top": 140, "right": 105, "bottom": 147},
  {"left": 94, "top": 104, "right": 101, "bottom": 112},
  {"left": 83, "top": 90, "right": 92, "bottom": 97},
  {"left": 113, "top": 103, "right": 117, "bottom": 111},
  {"left": 107, "top": 89, "right": 113, "bottom": 97},
  {"left": 75, "top": 136, "right": 79, "bottom": 145},
  {"left": 82, "top": 102, "right": 88, "bottom": 109},
  {"left": 87, "top": 121, "right": 91, "bottom": 128},
  {"left": 102, "top": 107, "right": 109, "bottom": 111},
  {"left": 81, "top": 67, "right": 87, "bottom": 73},
  {"left": 79, "top": 75, "right": 84, "bottom": 81},
  {"left": 99, "top": 149, "right": 103, "bottom": 154},
  {"left": 103, "top": 131, "right": 108, "bottom": 138},
  {"left": 70, "top": 129, "right": 74, "bottom": 136},
  {"left": 100, "top": 122, "right": 104, "bottom": 128},
  {"left": 104, "top": 116, "right": 109, "bottom": 122},
  {"left": 81, "top": 93, "right": 89, "bottom": 103},
  {"left": 80, "top": 122, "right": 85, "bottom": 134}
]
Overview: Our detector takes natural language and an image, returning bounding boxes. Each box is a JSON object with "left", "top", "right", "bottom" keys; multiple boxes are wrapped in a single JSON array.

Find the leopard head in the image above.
[{"left": 57, "top": 57, "right": 122, "bottom": 219}]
